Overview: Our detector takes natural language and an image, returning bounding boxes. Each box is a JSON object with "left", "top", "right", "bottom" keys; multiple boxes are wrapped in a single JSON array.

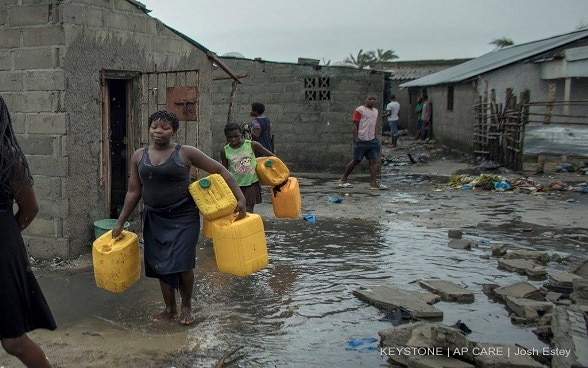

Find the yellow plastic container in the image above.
[
  {"left": 202, "top": 216, "right": 213, "bottom": 239},
  {"left": 189, "top": 174, "right": 237, "bottom": 221},
  {"left": 201, "top": 213, "right": 233, "bottom": 239},
  {"left": 211, "top": 213, "right": 268, "bottom": 277},
  {"left": 270, "top": 176, "right": 302, "bottom": 218},
  {"left": 92, "top": 230, "right": 141, "bottom": 293},
  {"left": 255, "top": 156, "right": 290, "bottom": 186}
]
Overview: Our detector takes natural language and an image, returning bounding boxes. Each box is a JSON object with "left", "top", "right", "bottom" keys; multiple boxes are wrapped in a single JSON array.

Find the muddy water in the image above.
[{"left": 36, "top": 213, "right": 564, "bottom": 368}]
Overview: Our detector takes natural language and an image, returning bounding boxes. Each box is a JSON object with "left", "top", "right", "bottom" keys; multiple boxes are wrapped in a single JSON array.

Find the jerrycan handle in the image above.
[{"left": 103, "top": 230, "right": 124, "bottom": 252}]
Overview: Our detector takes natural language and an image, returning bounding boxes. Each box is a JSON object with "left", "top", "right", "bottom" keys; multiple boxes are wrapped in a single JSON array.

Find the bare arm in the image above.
[
  {"left": 251, "top": 141, "right": 275, "bottom": 157},
  {"left": 112, "top": 149, "right": 143, "bottom": 238},
  {"left": 182, "top": 146, "right": 247, "bottom": 220},
  {"left": 12, "top": 162, "right": 39, "bottom": 231},
  {"left": 352, "top": 121, "right": 359, "bottom": 142}
]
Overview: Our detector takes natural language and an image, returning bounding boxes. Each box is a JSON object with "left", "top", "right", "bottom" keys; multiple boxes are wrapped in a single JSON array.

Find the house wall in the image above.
[
  {"left": 212, "top": 58, "right": 388, "bottom": 173},
  {"left": 478, "top": 62, "right": 588, "bottom": 158},
  {"left": 426, "top": 83, "right": 479, "bottom": 152},
  {"left": 1, "top": 0, "right": 214, "bottom": 258}
]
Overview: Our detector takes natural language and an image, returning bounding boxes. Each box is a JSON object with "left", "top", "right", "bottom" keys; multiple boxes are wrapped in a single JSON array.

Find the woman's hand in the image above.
[
  {"left": 234, "top": 199, "right": 247, "bottom": 220},
  {"left": 111, "top": 223, "right": 124, "bottom": 239}
]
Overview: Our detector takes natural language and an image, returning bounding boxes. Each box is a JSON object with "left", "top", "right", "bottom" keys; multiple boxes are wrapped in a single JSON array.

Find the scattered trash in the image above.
[
  {"left": 327, "top": 196, "right": 343, "bottom": 203},
  {"left": 303, "top": 214, "right": 316, "bottom": 223},
  {"left": 380, "top": 307, "right": 412, "bottom": 326},
  {"left": 345, "top": 337, "right": 379, "bottom": 352},
  {"left": 461, "top": 185, "right": 473, "bottom": 190},
  {"left": 493, "top": 181, "right": 511, "bottom": 191},
  {"left": 450, "top": 320, "right": 472, "bottom": 335}
]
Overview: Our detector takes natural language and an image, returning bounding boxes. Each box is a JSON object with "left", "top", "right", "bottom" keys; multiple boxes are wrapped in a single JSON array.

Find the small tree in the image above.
[{"left": 490, "top": 37, "right": 515, "bottom": 49}]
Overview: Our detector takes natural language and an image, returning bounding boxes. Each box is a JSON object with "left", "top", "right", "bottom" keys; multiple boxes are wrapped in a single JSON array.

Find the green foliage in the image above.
[
  {"left": 343, "top": 48, "right": 398, "bottom": 69},
  {"left": 489, "top": 37, "right": 515, "bottom": 49}
]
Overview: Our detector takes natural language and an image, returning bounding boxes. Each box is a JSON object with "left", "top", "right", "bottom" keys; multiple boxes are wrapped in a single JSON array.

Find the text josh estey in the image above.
[{"left": 515, "top": 347, "right": 571, "bottom": 358}]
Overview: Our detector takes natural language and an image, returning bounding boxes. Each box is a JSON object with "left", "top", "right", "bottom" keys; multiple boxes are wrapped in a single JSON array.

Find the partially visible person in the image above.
[
  {"left": 112, "top": 110, "right": 246, "bottom": 326},
  {"left": 250, "top": 120, "right": 262, "bottom": 156},
  {"left": 0, "top": 95, "right": 56, "bottom": 368},
  {"left": 420, "top": 94, "right": 432, "bottom": 141},
  {"left": 221, "top": 122, "right": 274, "bottom": 213},
  {"left": 384, "top": 94, "right": 401, "bottom": 148},
  {"left": 338, "top": 93, "right": 388, "bottom": 190},
  {"left": 414, "top": 96, "right": 424, "bottom": 140},
  {"left": 250, "top": 102, "right": 274, "bottom": 156}
]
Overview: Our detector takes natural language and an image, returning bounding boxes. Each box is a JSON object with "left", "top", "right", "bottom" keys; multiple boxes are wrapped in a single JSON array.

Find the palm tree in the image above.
[
  {"left": 490, "top": 37, "right": 514, "bottom": 49},
  {"left": 344, "top": 49, "right": 376, "bottom": 69},
  {"left": 371, "top": 48, "right": 399, "bottom": 68}
]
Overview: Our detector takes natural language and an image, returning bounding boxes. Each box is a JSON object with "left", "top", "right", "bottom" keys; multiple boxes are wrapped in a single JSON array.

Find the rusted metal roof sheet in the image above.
[{"left": 400, "top": 29, "right": 588, "bottom": 88}]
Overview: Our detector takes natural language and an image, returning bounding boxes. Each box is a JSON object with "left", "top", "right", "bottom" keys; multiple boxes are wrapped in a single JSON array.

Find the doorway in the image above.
[{"left": 107, "top": 79, "right": 128, "bottom": 218}]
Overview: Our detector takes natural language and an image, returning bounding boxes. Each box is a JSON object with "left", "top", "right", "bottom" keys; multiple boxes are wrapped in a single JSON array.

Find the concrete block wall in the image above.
[
  {"left": 212, "top": 58, "right": 388, "bottom": 173},
  {"left": 0, "top": 0, "right": 70, "bottom": 258},
  {"left": 2, "top": 0, "right": 216, "bottom": 258},
  {"left": 427, "top": 84, "right": 478, "bottom": 153}
]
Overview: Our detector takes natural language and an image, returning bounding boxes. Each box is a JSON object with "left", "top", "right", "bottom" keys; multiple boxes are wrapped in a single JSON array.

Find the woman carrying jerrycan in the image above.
[{"left": 112, "top": 110, "right": 246, "bottom": 326}]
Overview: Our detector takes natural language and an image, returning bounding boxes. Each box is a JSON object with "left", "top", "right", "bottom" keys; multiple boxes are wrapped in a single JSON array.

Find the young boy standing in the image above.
[{"left": 221, "top": 122, "right": 274, "bottom": 213}]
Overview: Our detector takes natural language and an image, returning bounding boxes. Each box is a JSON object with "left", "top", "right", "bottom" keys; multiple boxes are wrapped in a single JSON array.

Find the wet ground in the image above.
[{"left": 1, "top": 137, "right": 586, "bottom": 367}]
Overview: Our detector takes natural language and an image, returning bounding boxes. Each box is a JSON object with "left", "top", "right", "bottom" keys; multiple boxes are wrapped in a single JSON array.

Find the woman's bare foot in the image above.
[
  {"left": 179, "top": 307, "right": 196, "bottom": 325},
  {"left": 151, "top": 309, "right": 177, "bottom": 322}
]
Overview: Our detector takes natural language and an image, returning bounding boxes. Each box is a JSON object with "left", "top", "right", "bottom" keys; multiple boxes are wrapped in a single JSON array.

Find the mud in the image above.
[{"left": 1, "top": 137, "right": 586, "bottom": 367}]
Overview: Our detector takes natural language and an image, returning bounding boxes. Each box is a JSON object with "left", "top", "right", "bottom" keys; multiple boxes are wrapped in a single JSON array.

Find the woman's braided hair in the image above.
[{"left": 0, "top": 95, "right": 33, "bottom": 198}]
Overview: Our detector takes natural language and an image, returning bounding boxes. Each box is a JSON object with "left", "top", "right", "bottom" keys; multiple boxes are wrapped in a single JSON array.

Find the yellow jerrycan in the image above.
[
  {"left": 189, "top": 174, "right": 237, "bottom": 221},
  {"left": 255, "top": 156, "right": 290, "bottom": 186},
  {"left": 270, "top": 176, "right": 302, "bottom": 218},
  {"left": 211, "top": 213, "right": 268, "bottom": 277},
  {"left": 92, "top": 230, "right": 141, "bottom": 293}
]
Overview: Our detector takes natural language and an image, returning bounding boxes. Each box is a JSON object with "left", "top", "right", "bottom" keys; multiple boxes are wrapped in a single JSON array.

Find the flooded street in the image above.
[{"left": 2, "top": 141, "right": 586, "bottom": 367}]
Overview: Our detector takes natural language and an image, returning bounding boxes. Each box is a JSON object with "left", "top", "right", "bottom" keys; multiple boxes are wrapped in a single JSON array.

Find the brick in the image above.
[
  {"left": 26, "top": 112, "right": 67, "bottom": 134},
  {"left": 9, "top": 5, "right": 50, "bottom": 27}
]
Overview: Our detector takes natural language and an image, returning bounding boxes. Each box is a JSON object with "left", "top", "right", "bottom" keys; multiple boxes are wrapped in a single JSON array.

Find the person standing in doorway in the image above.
[
  {"left": 250, "top": 102, "right": 274, "bottom": 157},
  {"left": 338, "top": 93, "right": 388, "bottom": 190},
  {"left": 0, "top": 95, "right": 56, "bottom": 368},
  {"left": 420, "top": 94, "right": 432, "bottom": 141},
  {"left": 414, "top": 96, "right": 424, "bottom": 140},
  {"left": 112, "top": 110, "right": 246, "bottom": 326},
  {"left": 384, "top": 94, "right": 401, "bottom": 148}
]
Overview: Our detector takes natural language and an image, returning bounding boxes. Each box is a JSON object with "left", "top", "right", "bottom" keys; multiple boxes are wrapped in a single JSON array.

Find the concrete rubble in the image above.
[
  {"left": 357, "top": 248, "right": 588, "bottom": 368},
  {"left": 353, "top": 285, "right": 443, "bottom": 320},
  {"left": 448, "top": 239, "right": 473, "bottom": 250},
  {"left": 418, "top": 279, "right": 475, "bottom": 303},
  {"left": 497, "top": 259, "right": 547, "bottom": 279},
  {"left": 379, "top": 322, "right": 545, "bottom": 368}
]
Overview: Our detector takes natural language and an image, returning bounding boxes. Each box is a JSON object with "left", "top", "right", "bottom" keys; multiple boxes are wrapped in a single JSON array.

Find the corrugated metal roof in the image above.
[{"left": 400, "top": 29, "right": 588, "bottom": 88}]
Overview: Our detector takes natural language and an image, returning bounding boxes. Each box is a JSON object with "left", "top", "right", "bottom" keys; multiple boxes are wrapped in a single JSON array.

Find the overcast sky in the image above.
[{"left": 138, "top": 0, "right": 587, "bottom": 63}]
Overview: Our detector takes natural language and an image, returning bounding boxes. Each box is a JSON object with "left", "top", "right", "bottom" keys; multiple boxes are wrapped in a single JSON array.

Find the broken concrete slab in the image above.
[
  {"left": 570, "top": 277, "right": 588, "bottom": 304},
  {"left": 418, "top": 279, "right": 475, "bottom": 303},
  {"left": 354, "top": 285, "right": 443, "bottom": 319},
  {"left": 379, "top": 321, "right": 474, "bottom": 361},
  {"left": 493, "top": 281, "right": 544, "bottom": 301},
  {"left": 491, "top": 244, "right": 508, "bottom": 257},
  {"left": 547, "top": 272, "right": 583, "bottom": 289},
  {"left": 447, "top": 229, "right": 463, "bottom": 239},
  {"left": 504, "top": 296, "right": 553, "bottom": 322},
  {"left": 448, "top": 239, "right": 472, "bottom": 250},
  {"left": 569, "top": 258, "right": 588, "bottom": 277},
  {"left": 471, "top": 343, "right": 544, "bottom": 368},
  {"left": 551, "top": 305, "right": 588, "bottom": 368},
  {"left": 497, "top": 259, "right": 547, "bottom": 278},
  {"left": 503, "top": 250, "right": 550, "bottom": 264}
]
